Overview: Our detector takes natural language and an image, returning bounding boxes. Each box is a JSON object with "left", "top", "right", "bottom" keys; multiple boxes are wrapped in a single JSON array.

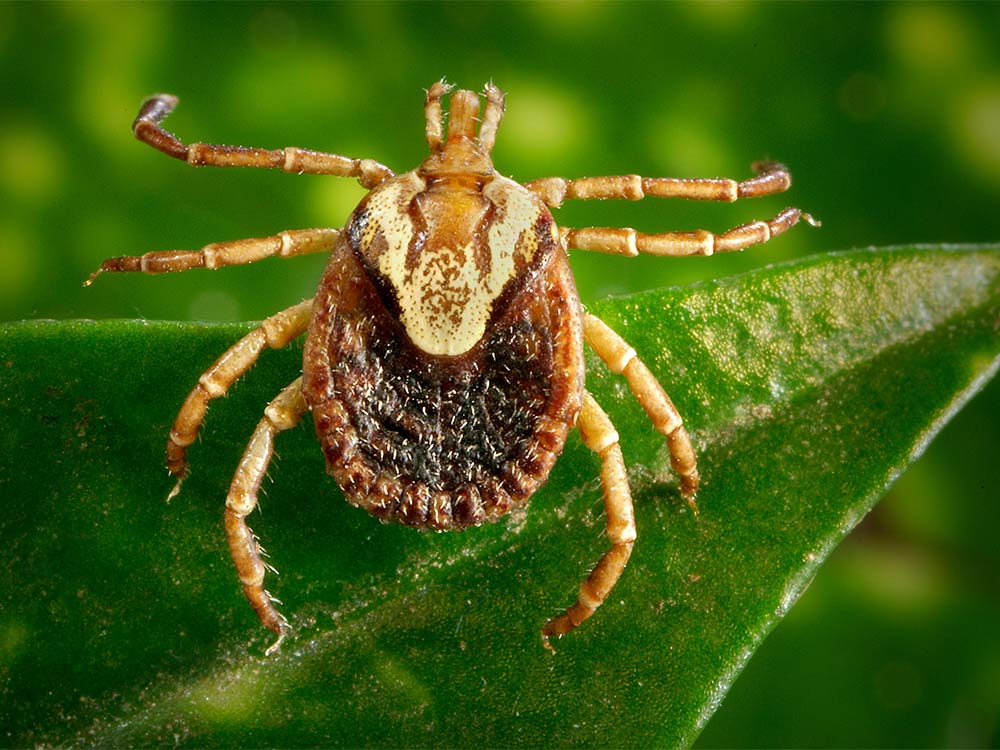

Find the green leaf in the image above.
[{"left": 2, "top": 245, "right": 998, "bottom": 747}]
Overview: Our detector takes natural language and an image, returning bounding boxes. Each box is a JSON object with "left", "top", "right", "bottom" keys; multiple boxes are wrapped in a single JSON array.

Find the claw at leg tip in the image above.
[
  {"left": 264, "top": 636, "right": 284, "bottom": 657},
  {"left": 166, "top": 477, "right": 183, "bottom": 503},
  {"left": 264, "top": 626, "right": 290, "bottom": 657},
  {"left": 682, "top": 488, "right": 700, "bottom": 516},
  {"left": 541, "top": 631, "right": 557, "bottom": 654}
]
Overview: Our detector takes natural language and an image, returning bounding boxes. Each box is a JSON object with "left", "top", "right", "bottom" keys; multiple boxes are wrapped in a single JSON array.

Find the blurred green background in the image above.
[{"left": 2, "top": 2, "right": 998, "bottom": 746}]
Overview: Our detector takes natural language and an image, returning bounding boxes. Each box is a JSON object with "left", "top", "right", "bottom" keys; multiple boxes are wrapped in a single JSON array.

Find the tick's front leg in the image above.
[
  {"left": 133, "top": 94, "right": 394, "bottom": 188},
  {"left": 525, "top": 162, "right": 796, "bottom": 208}
]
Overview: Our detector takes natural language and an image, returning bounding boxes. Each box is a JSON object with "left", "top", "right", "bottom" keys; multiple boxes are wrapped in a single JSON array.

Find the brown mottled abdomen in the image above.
[{"left": 302, "top": 236, "right": 584, "bottom": 530}]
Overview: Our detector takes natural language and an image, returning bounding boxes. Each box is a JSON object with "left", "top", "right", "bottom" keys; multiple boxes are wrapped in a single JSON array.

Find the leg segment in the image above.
[
  {"left": 225, "top": 377, "right": 308, "bottom": 655},
  {"left": 584, "top": 314, "right": 699, "bottom": 505},
  {"left": 543, "top": 391, "right": 636, "bottom": 648},
  {"left": 133, "top": 94, "right": 394, "bottom": 188},
  {"left": 477, "top": 83, "right": 506, "bottom": 152},
  {"left": 424, "top": 80, "right": 451, "bottom": 150},
  {"left": 526, "top": 162, "right": 796, "bottom": 208},
  {"left": 424, "top": 81, "right": 505, "bottom": 152},
  {"left": 563, "top": 207, "right": 818, "bottom": 258},
  {"left": 86, "top": 228, "right": 340, "bottom": 285},
  {"left": 166, "top": 299, "right": 313, "bottom": 498}
]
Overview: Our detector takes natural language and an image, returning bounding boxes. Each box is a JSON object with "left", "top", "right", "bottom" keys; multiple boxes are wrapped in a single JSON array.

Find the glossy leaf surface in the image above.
[{"left": 2, "top": 246, "right": 998, "bottom": 747}]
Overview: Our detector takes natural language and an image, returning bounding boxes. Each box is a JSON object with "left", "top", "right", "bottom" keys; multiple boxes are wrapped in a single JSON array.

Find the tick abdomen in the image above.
[{"left": 304, "top": 233, "right": 584, "bottom": 530}]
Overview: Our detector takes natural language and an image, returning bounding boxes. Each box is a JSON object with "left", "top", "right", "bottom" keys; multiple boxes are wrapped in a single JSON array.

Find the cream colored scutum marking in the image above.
[{"left": 361, "top": 173, "right": 543, "bottom": 356}]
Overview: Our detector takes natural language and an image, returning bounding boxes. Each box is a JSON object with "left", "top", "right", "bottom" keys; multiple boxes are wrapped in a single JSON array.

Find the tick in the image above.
[{"left": 89, "top": 82, "right": 816, "bottom": 653}]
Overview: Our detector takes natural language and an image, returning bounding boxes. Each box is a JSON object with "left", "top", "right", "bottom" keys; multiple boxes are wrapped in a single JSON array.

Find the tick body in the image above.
[{"left": 91, "top": 82, "right": 816, "bottom": 653}]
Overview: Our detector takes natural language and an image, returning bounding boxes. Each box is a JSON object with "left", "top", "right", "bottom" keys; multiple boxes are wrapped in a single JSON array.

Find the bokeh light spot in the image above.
[
  {"left": 888, "top": 3, "right": 974, "bottom": 74},
  {"left": 306, "top": 177, "right": 366, "bottom": 229},
  {"left": 680, "top": 0, "right": 754, "bottom": 30},
  {"left": 0, "top": 124, "right": 65, "bottom": 204},
  {"left": 523, "top": 0, "right": 607, "bottom": 30},
  {"left": 498, "top": 81, "right": 590, "bottom": 173},
  {"left": 644, "top": 110, "right": 733, "bottom": 177},
  {"left": 953, "top": 82, "right": 1000, "bottom": 184},
  {"left": 65, "top": 3, "right": 170, "bottom": 153}
]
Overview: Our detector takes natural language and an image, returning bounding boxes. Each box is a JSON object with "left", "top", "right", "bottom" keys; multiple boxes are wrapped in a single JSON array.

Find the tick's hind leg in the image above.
[
  {"left": 583, "top": 313, "right": 699, "bottom": 505},
  {"left": 167, "top": 299, "right": 313, "bottom": 498},
  {"left": 543, "top": 392, "right": 636, "bottom": 648},
  {"left": 226, "top": 377, "right": 308, "bottom": 655}
]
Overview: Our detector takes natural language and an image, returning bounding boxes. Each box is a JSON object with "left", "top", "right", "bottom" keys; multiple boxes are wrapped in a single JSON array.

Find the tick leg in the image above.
[
  {"left": 423, "top": 80, "right": 452, "bottom": 150},
  {"left": 543, "top": 391, "right": 636, "bottom": 648},
  {"left": 525, "top": 162, "right": 796, "bottom": 208},
  {"left": 167, "top": 299, "right": 313, "bottom": 498},
  {"left": 562, "top": 207, "right": 818, "bottom": 258},
  {"left": 133, "top": 94, "right": 394, "bottom": 188},
  {"left": 476, "top": 82, "right": 505, "bottom": 152},
  {"left": 86, "top": 227, "right": 340, "bottom": 285},
  {"left": 225, "top": 377, "right": 308, "bottom": 655},
  {"left": 424, "top": 80, "right": 505, "bottom": 152},
  {"left": 584, "top": 313, "right": 699, "bottom": 505}
]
